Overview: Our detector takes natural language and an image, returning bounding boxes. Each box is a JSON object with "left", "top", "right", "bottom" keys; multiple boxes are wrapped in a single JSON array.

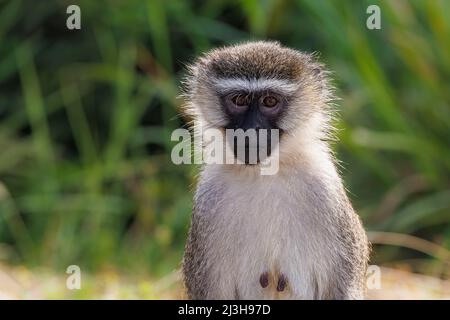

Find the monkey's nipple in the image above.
[
  {"left": 259, "top": 272, "right": 269, "bottom": 288},
  {"left": 276, "top": 274, "right": 287, "bottom": 292}
]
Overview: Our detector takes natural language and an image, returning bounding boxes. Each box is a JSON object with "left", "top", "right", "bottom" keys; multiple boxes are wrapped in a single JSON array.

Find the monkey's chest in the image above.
[{"left": 207, "top": 184, "right": 333, "bottom": 299}]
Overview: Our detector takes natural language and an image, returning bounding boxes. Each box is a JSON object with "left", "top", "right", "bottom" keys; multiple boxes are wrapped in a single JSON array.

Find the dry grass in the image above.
[
  {"left": 0, "top": 264, "right": 448, "bottom": 300},
  {"left": 366, "top": 268, "right": 450, "bottom": 300}
]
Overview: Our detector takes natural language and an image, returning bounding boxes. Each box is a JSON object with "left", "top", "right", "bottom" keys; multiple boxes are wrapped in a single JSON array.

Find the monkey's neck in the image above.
[{"left": 207, "top": 138, "right": 340, "bottom": 186}]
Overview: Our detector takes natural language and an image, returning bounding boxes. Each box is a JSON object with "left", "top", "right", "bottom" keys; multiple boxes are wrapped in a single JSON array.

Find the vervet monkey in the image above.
[{"left": 181, "top": 41, "right": 369, "bottom": 299}]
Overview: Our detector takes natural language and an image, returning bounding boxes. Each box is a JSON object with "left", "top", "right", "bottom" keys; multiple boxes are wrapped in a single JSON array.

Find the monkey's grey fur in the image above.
[{"left": 181, "top": 41, "right": 369, "bottom": 299}]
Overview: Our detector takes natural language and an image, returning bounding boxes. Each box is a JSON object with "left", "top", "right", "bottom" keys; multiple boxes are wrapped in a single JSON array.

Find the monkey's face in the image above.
[
  {"left": 219, "top": 87, "right": 287, "bottom": 163},
  {"left": 184, "top": 41, "right": 333, "bottom": 164}
]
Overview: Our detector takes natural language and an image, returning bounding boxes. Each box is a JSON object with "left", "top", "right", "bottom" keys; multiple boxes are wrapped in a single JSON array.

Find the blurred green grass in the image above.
[{"left": 0, "top": 0, "right": 449, "bottom": 280}]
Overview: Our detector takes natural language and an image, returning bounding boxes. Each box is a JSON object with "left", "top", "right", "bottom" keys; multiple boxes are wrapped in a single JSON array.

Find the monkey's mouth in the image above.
[{"left": 226, "top": 130, "right": 281, "bottom": 165}]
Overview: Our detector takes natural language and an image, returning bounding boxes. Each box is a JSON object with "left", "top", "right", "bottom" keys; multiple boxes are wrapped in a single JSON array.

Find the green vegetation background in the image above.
[{"left": 0, "top": 0, "right": 449, "bottom": 280}]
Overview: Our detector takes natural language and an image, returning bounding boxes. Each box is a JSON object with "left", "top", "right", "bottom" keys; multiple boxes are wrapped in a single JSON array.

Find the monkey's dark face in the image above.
[{"left": 219, "top": 90, "right": 286, "bottom": 163}]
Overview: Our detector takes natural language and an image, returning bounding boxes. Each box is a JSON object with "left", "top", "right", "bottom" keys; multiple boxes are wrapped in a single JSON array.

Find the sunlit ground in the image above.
[{"left": 0, "top": 265, "right": 448, "bottom": 300}]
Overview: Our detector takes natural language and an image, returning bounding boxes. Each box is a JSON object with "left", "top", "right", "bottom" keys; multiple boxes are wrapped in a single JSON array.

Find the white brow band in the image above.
[{"left": 214, "top": 78, "right": 299, "bottom": 95}]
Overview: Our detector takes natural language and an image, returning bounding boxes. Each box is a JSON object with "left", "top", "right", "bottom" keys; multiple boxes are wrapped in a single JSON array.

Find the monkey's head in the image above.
[{"left": 183, "top": 41, "right": 335, "bottom": 165}]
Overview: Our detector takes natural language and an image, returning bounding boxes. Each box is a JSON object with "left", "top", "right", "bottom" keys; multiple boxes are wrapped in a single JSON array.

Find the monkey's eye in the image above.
[
  {"left": 262, "top": 95, "right": 278, "bottom": 108},
  {"left": 224, "top": 93, "right": 250, "bottom": 115},
  {"left": 231, "top": 94, "right": 248, "bottom": 107}
]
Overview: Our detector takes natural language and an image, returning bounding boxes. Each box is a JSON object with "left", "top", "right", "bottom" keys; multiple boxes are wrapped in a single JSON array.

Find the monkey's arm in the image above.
[
  {"left": 182, "top": 173, "right": 227, "bottom": 300},
  {"left": 328, "top": 194, "right": 369, "bottom": 300},
  {"left": 182, "top": 205, "right": 210, "bottom": 300}
]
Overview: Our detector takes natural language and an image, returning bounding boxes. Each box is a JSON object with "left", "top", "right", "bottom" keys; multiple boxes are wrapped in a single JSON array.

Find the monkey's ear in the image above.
[
  {"left": 307, "top": 52, "right": 325, "bottom": 77},
  {"left": 310, "top": 64, "right": 331, "bottom": 93},
  {"left": 311, "top": 64, "right": 324, "bottom": 78},
  {"left": 312, "top": 67, "right": 322, "bottom": 76}
]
